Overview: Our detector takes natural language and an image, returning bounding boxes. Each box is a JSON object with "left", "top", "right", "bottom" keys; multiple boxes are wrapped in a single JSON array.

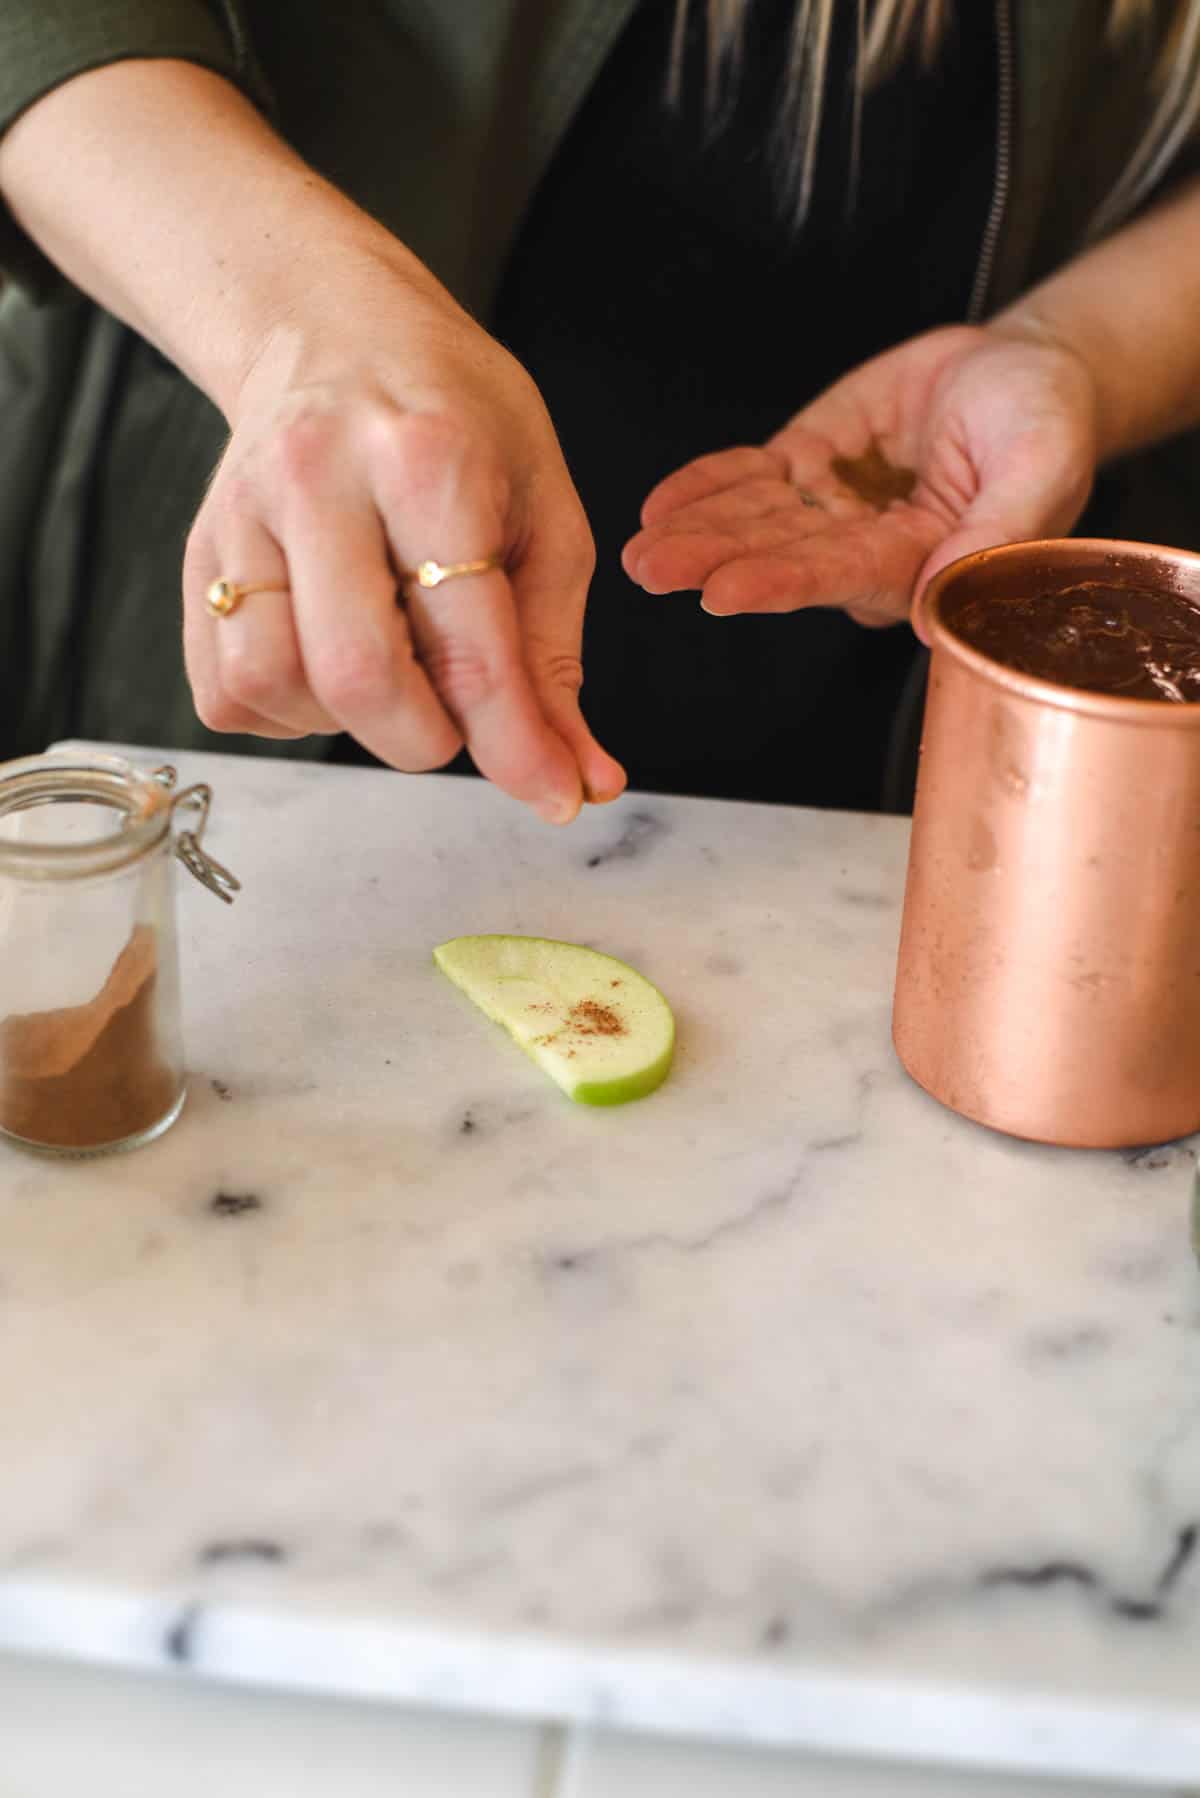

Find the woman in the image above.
[{"left": 1, "top": 0, "right": 1199, "bottom": 821}]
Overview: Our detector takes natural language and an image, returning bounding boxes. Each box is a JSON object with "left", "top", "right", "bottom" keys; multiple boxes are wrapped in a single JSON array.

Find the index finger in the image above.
[{"left": 639, "top": 446, "right": 790, "bottom": 526}]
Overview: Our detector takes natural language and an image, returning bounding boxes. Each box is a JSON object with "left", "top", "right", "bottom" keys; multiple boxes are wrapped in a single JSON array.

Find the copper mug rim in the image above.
[{"left": 914, "top": 536, "right": 1200, "bottom": 729}]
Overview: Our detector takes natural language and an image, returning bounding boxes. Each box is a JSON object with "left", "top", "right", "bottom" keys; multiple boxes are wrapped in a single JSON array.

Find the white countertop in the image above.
[{"left": 1, "top": 745, "right": 1198, "bottom": 1788}]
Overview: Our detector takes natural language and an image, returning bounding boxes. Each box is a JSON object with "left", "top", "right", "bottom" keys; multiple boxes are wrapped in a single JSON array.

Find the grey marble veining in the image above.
[{"left": 1, "top": 745, "right": 1198, "bottom": 1787}]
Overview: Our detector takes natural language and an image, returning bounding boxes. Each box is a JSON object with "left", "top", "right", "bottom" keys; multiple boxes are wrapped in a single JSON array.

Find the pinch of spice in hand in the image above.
[{"left": 830, "top": 440, "right": 917, "bottom": 510}]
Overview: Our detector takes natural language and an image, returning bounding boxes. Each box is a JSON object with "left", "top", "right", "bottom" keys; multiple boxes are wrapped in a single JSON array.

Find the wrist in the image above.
[
  {"left": 180, "top": 150, "right": 464, "bottom": 422},
  {"left": 985, "top": 307, "right": 1108, "bottom": 456},
  {"left": 217, "top": 227, "right": 451, "bottom": 425},
  {"left": 984, "top": 307, "right": 1126, "bottom": 466}
]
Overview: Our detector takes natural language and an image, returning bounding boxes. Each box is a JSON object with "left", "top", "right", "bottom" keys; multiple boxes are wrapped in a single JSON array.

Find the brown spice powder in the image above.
[
  {"left": 830, "top": 440, "right": 917, "bottom": 510},
  {"left": 0, "top": 925, "right": 176, "bottom": 1149},
  {"left": 567, "top": 1000, "right": 625, "bottom": 1038}
]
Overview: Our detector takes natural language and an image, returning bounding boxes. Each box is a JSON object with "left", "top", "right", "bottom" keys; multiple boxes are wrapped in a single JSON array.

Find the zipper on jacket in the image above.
[{"left": 966, "top": 0, "right": 1014, "bottom": 323}]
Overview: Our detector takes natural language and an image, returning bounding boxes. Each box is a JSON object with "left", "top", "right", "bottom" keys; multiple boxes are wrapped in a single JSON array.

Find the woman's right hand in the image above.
[
  {"left": 0, "top": 56, "right": 622, "bottom": 821},
  {"left": 183, "top": 272, "right": 626, "bottom": 824}
]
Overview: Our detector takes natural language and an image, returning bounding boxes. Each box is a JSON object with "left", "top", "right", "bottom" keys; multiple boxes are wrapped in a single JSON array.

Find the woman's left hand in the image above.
[{"left": 621, "top": 324, "right": 1100, "bottom": 639}]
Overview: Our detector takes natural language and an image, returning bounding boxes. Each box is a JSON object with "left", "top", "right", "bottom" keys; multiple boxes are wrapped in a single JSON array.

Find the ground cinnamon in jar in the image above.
[{"left": 0, "top": 924, "right": 177, "bottom": 1150}]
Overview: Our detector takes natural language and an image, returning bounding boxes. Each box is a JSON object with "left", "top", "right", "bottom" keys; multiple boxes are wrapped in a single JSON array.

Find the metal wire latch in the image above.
[{"left": 153, "top": 766, "right": 242, "bottom": 904}]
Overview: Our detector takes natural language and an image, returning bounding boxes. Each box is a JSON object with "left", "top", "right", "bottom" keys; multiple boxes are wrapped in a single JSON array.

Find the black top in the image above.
[{"left": 488, "top": 0, "right": 998, "bottom": 808}]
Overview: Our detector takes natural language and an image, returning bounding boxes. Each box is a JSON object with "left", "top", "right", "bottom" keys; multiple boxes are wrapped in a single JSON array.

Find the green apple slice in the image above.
[{"left": 433, "top": 935, "right": 675, "bottom": 1106}]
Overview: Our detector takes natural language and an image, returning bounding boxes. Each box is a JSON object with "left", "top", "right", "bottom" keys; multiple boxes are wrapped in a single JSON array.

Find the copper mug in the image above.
[{"left": 893, "top": 538, "right": 1200, "bottom": 1149}]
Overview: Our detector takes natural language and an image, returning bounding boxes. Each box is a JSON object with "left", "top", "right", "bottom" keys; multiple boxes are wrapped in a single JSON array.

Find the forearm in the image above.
[
  {"left": 990, "top": 175, "right": 1200, "bottom": 463},
  {"left": 0, "top": 58, "right": 448, "bottom": 419}
]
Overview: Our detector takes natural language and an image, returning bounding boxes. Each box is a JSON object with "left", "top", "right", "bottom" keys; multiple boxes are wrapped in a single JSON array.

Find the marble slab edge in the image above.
[{"left": 1, "top": 1578, "right": 1197, "bottom": 1788}]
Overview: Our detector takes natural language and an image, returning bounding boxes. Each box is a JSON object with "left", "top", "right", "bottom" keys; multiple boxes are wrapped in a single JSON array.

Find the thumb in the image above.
[
  {"left": 910, "top": 460, "right": 1092, "bottom": 646},
  {"left": 910, "top": 510, "right": 1029, "bottom": 647}
]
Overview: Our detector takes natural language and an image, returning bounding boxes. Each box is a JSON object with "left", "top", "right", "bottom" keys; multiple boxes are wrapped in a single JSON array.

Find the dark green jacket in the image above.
[{"left": 0, "top": 0, "right": 1195, "bottom": 759}]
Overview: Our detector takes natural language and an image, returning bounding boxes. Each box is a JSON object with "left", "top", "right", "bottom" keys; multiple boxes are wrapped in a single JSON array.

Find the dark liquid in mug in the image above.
[{"left": 946, "top": 582, "right": 1200, "bottom": 703}]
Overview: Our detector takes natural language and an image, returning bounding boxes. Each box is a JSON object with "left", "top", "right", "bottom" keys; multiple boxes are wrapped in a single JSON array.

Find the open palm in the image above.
[{"left": 622, "top": 325, "right": 1099, "bottom": 633}]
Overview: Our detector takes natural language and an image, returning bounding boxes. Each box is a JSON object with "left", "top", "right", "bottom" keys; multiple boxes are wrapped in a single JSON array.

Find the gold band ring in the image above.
[
  {"left": 398, "top": 554, "right": 505, "bottom": 591},
  {"left": 205, "top": 578, "right": 290, "bottom": 619}
]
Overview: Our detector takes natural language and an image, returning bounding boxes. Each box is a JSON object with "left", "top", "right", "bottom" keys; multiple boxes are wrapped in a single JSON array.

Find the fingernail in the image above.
[{"left": 537, "top": 795, "right": 579, "bottom": 826}]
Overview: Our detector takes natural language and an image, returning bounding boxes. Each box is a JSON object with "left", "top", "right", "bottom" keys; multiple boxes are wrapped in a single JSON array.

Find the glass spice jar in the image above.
[{"left": 0, "top": 751, "right": 238, "bottom": 1157}]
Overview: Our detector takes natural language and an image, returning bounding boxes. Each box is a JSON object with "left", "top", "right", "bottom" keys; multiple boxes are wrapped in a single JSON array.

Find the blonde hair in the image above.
[{"left": 670, "top": 0, "right": 1200, "bottom": 236}]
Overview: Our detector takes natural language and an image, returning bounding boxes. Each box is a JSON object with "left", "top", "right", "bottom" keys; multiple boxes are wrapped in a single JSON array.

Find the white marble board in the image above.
[{"left": 0, "top": 745, "right": 1197, "bottom": 1788}]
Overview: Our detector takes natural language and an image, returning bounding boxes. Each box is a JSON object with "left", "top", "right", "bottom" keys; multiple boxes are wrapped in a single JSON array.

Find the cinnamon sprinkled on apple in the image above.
[{"left": 568, "top": 999, "right": 625, "bottom": 1037}]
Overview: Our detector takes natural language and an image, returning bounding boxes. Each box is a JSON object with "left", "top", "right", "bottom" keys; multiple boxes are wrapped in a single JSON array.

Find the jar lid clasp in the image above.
[{"left": 153, "top": 768, "right": 241, "bottom": 904}]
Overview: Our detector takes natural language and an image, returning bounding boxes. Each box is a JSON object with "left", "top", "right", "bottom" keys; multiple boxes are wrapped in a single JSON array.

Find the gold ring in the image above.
[
  {"left": 398, "top": 554, "right": 505, "bottom": 591},
  {"left": 205, "top": 578, "right": 290, "bottom": 619}
]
